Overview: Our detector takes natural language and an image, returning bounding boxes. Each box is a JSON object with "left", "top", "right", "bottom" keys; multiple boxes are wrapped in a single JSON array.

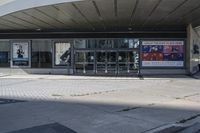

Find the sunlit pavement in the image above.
[{"left": 0, "top": 75, "right": 200, "bottom": 133}]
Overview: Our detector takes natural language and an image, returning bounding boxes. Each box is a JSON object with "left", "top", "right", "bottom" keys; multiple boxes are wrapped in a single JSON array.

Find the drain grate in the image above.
[
  {"left": 7, "top": 123, "right": 77, "bottom": 133},
  {"left": 0, "top": 98, "right": 25, "bottom": 105}
]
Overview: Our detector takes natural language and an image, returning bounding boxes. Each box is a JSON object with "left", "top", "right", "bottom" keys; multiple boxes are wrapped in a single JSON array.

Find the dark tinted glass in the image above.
[
  {"left": 32, "top": 40, "right": 52, "bottom": 68},
  {"left": 0, "top": 41, "right": 10, "bottom": 67}
]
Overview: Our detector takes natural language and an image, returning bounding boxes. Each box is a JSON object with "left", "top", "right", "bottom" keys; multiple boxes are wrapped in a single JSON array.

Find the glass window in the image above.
[
  {"left": 75, "top": 52, "right": 94, "bottom": 63},
  {"left": 107, "top": 52, "right": 116, "bottom": 62},
  {"left": 118, "top": 39, "right": 139, "bottom": 48},
  {"left": 129, "top": 51, "right": 139, "bottom": 70},
  {"left": 96, "top": 52, "right": 106, "bottom": 62},
  {"left": 96, "top": 39, "right": 117, "bottom": 49},
  {"left": 74, "top": 40, "right": 96, "bottom": 49},
  {"left": 75, "top": 52, "right": 85, "bottom": 63},
  {"left": 74, "top": 40, "right": 86, "bottom": 49},
  {"left": 55, "top": 42, "right": 71, "bottom": 66},
  {"left": 75, "top": 52, "right": 95, "bottom": 74},
  {"left": 31, "top": 40, "right": 52, "bottom": 68},
  {"left": 118, "top": 52, "right": 127, "bottom": 62},
  {"left": 87, "top": 40, "right": 96, "bottom": 49},
  {"left": 85, "top": 52, "right": 95, "bottom": 62},
  {"left": 0, "top": 41, "right": 10, "bottom": 67}
]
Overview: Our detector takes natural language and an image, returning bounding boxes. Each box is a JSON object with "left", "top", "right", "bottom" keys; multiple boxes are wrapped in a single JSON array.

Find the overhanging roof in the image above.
[{"left": 0, "top": 0, "right": 199, "bottom": 32}]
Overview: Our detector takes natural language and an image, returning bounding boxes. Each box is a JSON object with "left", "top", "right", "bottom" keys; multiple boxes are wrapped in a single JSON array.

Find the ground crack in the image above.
[
  {"left": 177, "top": 113, "right": 200, "bottom": 124},
  {"left": 116, "top": 103, "right": 155, "bottom": 112},
  {"left": 70, "top": 90, "right": 116, "bottom": 97},
  {"left": 175, "top": 93, "right": 199, "bottom": 100},
  {"left": 117, "top": 107, "right": 141, "bottom": 112}
]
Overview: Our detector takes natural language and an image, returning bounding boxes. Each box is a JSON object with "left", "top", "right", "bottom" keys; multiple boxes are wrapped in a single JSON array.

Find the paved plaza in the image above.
[{"left": 0, "top": 74, "right": 200, "bottom": 133}]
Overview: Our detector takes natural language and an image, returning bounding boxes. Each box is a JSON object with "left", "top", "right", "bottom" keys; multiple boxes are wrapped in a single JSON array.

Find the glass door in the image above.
[
  {"left": 118, "top": 51, "right": 128, "bottom": 74},
  {"left": 75, "top": 52, "right": 85, "bottom": 74},
  {"left": 74, "top": 51, "right": 95, "bottom": 74},
  {"left": 96, "top": 51, "right": 106, "bottom": 74},
  {"left": 128, "top": 51, "right": 139, "bottom": 73},
  {"left": 107, "top": 51, "right": 117, "bottom": 74},
  {"left": 85, "top": 52, "right": 95, "bottom": 74},
  {"left": 118, "top": 51, "right": 139, "bottom": 74}
]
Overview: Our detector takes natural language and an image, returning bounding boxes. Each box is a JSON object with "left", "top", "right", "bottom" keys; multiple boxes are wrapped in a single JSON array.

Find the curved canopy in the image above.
[
  {"left": 0, "top": 0, "right": 82, "bottom": 17},
  {"left": 0, "top": 0, "right": 199, "bottom": 32}
]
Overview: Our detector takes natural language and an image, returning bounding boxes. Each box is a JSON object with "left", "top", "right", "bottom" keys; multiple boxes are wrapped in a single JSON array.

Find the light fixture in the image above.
[
  {"left": 36, "top": 28, "right": 41, "bottom": 31},
  {"left": 128, "top": 27, "right": 132, "bottom": 31}
]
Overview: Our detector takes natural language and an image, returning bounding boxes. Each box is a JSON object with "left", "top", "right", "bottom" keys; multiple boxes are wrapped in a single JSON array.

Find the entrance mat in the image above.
[
  {"left": 7, "top": 123, "right": 77, "bottom": 133},
  {"left": 0, "top": 98, "right": 25, "bottom": 105}
]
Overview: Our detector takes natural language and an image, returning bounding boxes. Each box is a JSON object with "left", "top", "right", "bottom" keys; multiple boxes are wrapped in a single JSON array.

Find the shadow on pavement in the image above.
[{"left": 0, "top": 97, "right": 199, "bottom": 133}]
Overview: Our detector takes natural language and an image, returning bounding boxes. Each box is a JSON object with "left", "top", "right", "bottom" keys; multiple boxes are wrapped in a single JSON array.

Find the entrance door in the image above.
[
  {"left": 107, "top": 51, "right": 117, "bottom": 74},
  {"left": 96, "top": 51, "right": 106, "bottom": 74},
  {"left": 118, "top": 51, "right": 139, "bottom": 75},
  {"left": 128, "top": 51, "right": 139, "bottom": 74},
  {"left": 74, "top": 51, "right": 95, "bottom": 74},
  {"left": 118, "top": 51, "right": 128, "bottom": 74}
]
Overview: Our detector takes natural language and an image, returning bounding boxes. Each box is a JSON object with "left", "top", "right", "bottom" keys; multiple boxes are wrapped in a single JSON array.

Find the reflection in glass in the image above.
[
  {"left": 96, "top": 52, "right": 106, "bottom": 62},
  {"left": 96, "top": 52, "right": 106, "bottom": 73},
  {"left": 107, "top": 52, "right": 116, "bottom": 62},
  {"left": 118, "top": 39, "right": 139, "bottom": 48},
  {"left": 85, "top": 52, "right": 94, "bottom": 62},
  {"left": 118, "top": 52, "right": 128, "bottom": 73},
  {"left": 107, "top": 52, "right": 117, "bottom": 74},
  {"left": 96, "top": 40, "right": 117, "bottom": 49},
  {"left": 75, "top": 64, "right": 84, "bottom": 73},
  {"left": 0, "top": 41, "right": 10, "bottom": 67},
  {"left": 118, "top": 52, "right": 127, "bottom": 62},
  {"left": 32, "top": 40, "right": 52, "bottom": 68},
  {"left": 129, "top": 51, "right": 139, "bottom": 70},
  {"left": 75, "top": 52, "right": 85, "bottom": 63},
  {"left": 73, "top": 38, "right": 140, "bottom": 75},
  {"left": 74, "top": 40, "right": 96, "bottom": 49},
  {"left": 75, "top": 52, "right": 95, "bottom": 74}
]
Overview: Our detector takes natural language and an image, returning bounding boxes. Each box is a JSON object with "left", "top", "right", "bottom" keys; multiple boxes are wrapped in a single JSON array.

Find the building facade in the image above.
[{"left": 0, "top": 0, "right": 199, "bottom": 76}]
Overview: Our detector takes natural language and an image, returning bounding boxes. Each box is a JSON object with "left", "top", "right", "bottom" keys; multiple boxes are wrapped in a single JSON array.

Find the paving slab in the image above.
[
  {"left": 0, "top": 75, "right": 199, "bottom": 133},
  {"left": 7, "top": 123, "right": 77, "bottom": 133}
]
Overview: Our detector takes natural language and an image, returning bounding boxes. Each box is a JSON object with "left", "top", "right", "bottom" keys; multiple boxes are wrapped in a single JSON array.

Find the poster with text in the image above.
[
  {"left": 142, "top": 41, "right": 184, "bottom": 67},
  {"left": 12, "top": 42, "right": 29, "bottom": 66}
]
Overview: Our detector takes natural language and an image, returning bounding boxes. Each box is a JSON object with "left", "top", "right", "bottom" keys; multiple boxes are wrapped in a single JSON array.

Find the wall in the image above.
[
  {"left": 187, "top": 24, "right": 200, "bottom": 74},
  {"left": 0, "top": 68, "right": 73, "bottom": 75}
]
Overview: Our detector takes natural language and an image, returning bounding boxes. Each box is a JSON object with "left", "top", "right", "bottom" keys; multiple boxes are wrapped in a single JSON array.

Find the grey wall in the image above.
[{"left": 187, "top": 24, "right": 200, "bottom": 74}]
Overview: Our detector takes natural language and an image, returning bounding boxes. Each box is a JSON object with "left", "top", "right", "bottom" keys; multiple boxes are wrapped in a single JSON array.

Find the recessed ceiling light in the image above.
[{"left": 36, "top": 28, "right": 41, "bottom": 31}]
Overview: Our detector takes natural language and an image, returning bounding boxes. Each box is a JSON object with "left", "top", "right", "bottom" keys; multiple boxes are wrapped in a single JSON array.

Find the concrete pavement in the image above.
[{"left": 0, "top": 75, "right": 199, "bottom": 133}]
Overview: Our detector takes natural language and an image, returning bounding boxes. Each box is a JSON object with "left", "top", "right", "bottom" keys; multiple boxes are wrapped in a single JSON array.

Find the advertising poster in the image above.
[
  {"left": 55, "top": 42, "right": 71, "bottom": 66},
  {"left": 12, "top": 42, "right": 29, "bottom": 66},
  {"left": 142, "top": 41, "right": 184, "bottom": 67}
]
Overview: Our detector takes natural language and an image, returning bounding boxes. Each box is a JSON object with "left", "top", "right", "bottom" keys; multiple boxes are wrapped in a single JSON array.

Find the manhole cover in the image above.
[{"left": 7, "top": 123, "right": 77, "bottom": 133}]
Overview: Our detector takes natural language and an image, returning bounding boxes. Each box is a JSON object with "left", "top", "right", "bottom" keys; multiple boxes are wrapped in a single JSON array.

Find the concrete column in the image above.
[{"left": 186, "top": 24, "right": 200, "bottom": 74}]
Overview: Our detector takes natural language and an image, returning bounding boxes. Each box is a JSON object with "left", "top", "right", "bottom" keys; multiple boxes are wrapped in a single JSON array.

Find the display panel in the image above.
[
  {"left": 12, "top": 42, "right": 29, "bottom": 66},
  {"left": 55, "top": 42, "right": 71, "bottom": 66},
  {"left": 142, "top": 41, "right": 184, "bottom": 67}
]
